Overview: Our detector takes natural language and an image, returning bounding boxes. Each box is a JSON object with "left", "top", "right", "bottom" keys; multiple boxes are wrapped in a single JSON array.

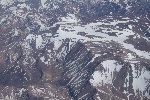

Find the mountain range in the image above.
[{"left": 0, "top": 0, "right": 150, "bottom": 100}]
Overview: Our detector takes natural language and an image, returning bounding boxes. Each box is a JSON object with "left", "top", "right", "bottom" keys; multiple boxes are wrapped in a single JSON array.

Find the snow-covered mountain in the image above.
[{"left": 0, "top": 0, "right": 150, "bottom": 100}]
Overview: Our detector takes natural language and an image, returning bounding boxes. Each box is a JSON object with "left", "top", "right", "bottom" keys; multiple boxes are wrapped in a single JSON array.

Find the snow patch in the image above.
[
  {"left": 36, "top": 35, "right": 43, "bottom": 49},
  {"left": 132, "top": 64, "right": 150, "bottom": 98},
  {"left": 90, "top": 60, "right": 122, "bottom": 86}
]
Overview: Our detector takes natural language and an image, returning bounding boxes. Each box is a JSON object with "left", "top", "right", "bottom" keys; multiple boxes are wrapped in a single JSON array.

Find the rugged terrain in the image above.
[{"left": 0, "top": 0, "right": 150, "bottom": 100}]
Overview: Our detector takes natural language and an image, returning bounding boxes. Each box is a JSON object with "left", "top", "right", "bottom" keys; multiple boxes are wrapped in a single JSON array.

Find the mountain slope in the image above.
[{"left": 0, "top": 0, "right": 150, "bottom": 100}]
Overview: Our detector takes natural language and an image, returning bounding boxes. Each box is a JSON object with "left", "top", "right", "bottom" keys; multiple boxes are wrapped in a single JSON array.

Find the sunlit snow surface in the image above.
[{"left": 90, "top": 60, "right": 122, "bottom": 86}]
